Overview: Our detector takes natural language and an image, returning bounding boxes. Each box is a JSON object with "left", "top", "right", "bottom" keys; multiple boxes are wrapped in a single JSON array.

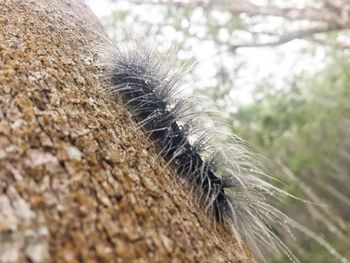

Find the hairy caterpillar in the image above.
[{"left": 101, "top": 41, "right": 349, "bottom": 263}]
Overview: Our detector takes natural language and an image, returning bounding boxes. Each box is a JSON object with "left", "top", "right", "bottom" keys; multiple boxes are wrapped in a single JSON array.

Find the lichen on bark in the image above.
[{"left": 0, "top": 0, "right": 256, "bottom": 262}]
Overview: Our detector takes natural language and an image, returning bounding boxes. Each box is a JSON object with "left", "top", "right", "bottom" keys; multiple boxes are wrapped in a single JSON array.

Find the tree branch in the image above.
[
  {"left": 129, "top": 0, "right": 350, "bottom": 49},
  {"left": 208, "top": 26, "right": 342, "bottom": 49},
  {"left": 130, "top": 0, "right": 345, "bottom": 26}
]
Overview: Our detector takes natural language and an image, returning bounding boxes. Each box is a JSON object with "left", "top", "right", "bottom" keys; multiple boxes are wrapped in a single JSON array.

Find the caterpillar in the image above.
[{"left": 101, "top": 40, "right": 349, "bottom": 263}]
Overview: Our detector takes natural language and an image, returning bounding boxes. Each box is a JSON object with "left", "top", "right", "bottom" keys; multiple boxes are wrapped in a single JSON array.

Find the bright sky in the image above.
[{"left": 86, "top": 0, "right": 326, "bottom": 106}]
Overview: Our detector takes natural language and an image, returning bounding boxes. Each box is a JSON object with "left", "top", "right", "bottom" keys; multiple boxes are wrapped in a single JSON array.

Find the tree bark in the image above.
[{"left": 0, "top": 0, "right": 256, "bottom": 262}]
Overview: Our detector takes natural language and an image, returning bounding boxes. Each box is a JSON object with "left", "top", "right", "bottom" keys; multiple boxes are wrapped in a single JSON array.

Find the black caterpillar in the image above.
[
  {"left": 102, "top": 41, "right": 349, "bottom": 263},
  {"left": 111, "top": 58, "right": 231, "bottom": 221}
]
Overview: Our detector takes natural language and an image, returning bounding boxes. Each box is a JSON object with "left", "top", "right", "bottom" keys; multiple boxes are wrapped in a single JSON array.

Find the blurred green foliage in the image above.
[{"left": 234, "top": 54, "right": 350, "bottom": 261}]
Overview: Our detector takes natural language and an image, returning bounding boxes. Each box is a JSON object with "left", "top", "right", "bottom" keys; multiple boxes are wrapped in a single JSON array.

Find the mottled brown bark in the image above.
[{"left": 0, "top": 0, "right": 256, "bottom": 262}]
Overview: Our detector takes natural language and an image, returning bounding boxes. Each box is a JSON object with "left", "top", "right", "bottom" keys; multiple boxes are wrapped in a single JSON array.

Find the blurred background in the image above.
[{"left": 86, "top": 0, "right": 350, "bottom": 262}]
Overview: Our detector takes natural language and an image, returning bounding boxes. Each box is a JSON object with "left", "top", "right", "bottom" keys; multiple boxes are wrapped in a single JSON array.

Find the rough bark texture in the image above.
[{"left": 0, "top": 0, "right": 256, "bottom": 262}]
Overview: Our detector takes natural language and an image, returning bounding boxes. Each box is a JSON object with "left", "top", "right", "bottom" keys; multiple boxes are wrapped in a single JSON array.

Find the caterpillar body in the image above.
[
  {"left": 110, "top": 49, "right": 231, "bottom": 222},
  {"left": 104, "top": 42, "right": 289, "bottom": 261},
  {"left": 102, "top": 41, "right": 349, "bottom": 263}
]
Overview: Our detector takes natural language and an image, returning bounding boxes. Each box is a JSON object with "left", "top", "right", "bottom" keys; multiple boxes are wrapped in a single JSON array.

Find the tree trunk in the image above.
[{"left": 0, "top": 0, "right": 256, "bottom": 262}]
